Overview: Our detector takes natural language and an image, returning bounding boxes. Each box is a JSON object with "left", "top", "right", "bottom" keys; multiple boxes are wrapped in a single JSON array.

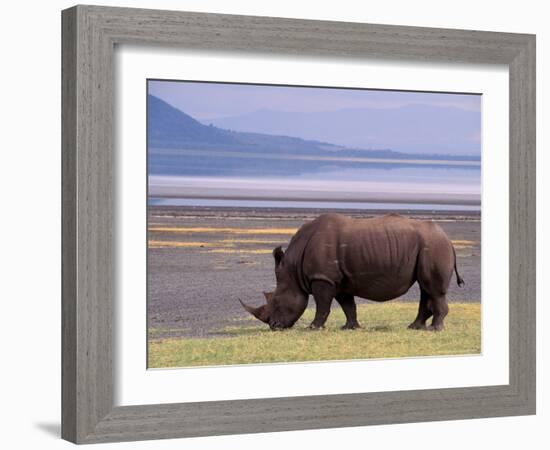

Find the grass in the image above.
[{"left": 148, "top": 302, "right": 481, "bottom": 368}]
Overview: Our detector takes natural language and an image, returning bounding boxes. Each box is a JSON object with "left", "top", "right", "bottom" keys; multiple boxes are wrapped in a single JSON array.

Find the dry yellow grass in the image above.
[
  {"left": 148, "top": 237, "right": 281, "bottom": 252},
  {"left": 150, "top": 238, "right": 476, "bottom": 251},
  {"left": 451, "top": 239, "right": 476, "bottom": 245},
  {"left": 148, "top": 226, "right": 298, "bottom": 235},
  {"left": 148, "top": 240, "right": 217, "bottom": 249},
  {"left": 451, "top": 239, "right": 476, "bottom": 249}
]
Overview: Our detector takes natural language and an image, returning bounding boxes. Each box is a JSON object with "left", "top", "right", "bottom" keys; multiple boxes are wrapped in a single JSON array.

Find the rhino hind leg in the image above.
[
  {"left": 427, "top": 295, "right": 449, "bottom": 331},
  {"left": 408, "top": 289, "right": 433, "bottom": 330},
  {"left": 414, "top": 246, "right": 453, "bottom": 331},
  {"left": 308, "top": 280, "right": 336, "bottom": 330},
  {"left": 336, "top": 293, "right": 361, "bottom": 330}
]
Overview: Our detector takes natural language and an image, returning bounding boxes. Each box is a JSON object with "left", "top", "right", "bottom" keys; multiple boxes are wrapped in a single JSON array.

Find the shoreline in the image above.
[
  {"left": 148, "top": 204, "right": 481, "bottom": 221},
  {"left": 148, "top": 193, "right": 481, "bottom": 206}
]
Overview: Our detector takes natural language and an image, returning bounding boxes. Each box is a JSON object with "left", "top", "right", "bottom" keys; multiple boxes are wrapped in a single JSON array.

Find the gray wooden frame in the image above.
[{"left": 62, "top": 4, "right": 536, "bottom": 444}]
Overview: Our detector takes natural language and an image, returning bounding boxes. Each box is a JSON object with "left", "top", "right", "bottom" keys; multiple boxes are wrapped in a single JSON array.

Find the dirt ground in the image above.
[{"left": 147, "top": 206, "right": 481, "bottom": 339}]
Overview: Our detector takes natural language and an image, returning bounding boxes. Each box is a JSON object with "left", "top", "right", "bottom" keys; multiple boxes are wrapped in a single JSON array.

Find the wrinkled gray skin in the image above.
[{"left": 240, "top": 213, "right": 464, "bottom": 332}]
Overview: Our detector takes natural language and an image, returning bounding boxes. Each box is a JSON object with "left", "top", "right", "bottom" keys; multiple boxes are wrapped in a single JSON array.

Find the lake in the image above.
[{"left": 148, "top": 163, "right": 480, "bottom": 212}]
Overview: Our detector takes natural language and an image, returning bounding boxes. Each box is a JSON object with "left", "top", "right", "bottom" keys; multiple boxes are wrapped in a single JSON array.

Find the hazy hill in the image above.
[
  {"left": 148, "top": 94, "right": 347, "bottom": 155},
  {"left": 147, "top": 95, "right": 480, "bottom": 177},
  {"left": 148, "top": 94, "right": 239, "bottom": 146},
  {"left": 148, "top": 95, "right": 479, "bottom": 159},
  {"left": 206, "top": 104, "right": 481, "bottom": 156}
]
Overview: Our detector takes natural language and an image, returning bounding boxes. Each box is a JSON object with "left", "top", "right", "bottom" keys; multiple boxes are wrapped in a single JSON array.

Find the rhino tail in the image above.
[{"left": 452, "top": 245, "right": 465, "bottom": 287}]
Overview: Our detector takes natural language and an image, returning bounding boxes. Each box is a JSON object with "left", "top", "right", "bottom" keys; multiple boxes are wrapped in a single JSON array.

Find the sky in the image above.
[{"left": 148, "top": 80, "right": 481, "bottom": 119}]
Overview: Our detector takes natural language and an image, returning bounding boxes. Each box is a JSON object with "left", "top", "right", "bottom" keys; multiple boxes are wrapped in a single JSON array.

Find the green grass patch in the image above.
[{"left": 148, "top": 302, "right": 481, "bottom": 368}]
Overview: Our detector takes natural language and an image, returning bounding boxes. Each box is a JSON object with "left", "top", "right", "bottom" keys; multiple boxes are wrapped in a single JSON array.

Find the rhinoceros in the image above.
[{"left": 240, "top": 213, "right": 464, "bottom": 332}]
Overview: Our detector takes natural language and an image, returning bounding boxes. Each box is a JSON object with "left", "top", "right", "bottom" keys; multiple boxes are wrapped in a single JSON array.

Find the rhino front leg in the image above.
[
  {"left": 308, "top": 280, "right": 335, "bottom": 329},
  {"left": 335, "top": 293, "right": 361, "bottom": 329}
]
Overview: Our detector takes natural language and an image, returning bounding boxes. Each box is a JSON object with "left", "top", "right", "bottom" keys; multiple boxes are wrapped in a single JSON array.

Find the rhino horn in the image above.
[
  {"left": 263, "top": 291, "right": 274, "bottom": 303},
  {"left": 239, "top": 299, "right": 269, "bottom": 324}
]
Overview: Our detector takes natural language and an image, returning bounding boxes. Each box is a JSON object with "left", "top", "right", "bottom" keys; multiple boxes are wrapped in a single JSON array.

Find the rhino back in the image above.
[{"left": 300, "top": 214, "right": 426, "bottom": 299}]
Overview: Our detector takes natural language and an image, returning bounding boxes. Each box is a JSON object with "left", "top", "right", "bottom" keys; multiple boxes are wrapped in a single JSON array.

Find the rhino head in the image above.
[{"left": 239, "top": 246, "right": 308, "bottom": 330}]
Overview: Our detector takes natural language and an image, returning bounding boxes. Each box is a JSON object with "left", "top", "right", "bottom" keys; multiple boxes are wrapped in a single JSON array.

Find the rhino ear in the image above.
[
  {"left": 263, "top": 291, "right": 274, "bottom": 303},
  {"left": 273, "top": 246, "right": 284, "bottom": 268}
]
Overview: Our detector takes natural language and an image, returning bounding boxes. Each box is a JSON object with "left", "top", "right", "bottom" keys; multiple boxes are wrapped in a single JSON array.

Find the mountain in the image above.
[
  {"left": 148, "top": 94, "right": 347, "bottom": 155},
  {"left": 147, "top": 95, "right": 480, "bottom": 177},
  {"left": 148, "top": 94, "right": 239, "bottom": 147},
  {"left": 206, "top": 105, "right": 481, "bottom": 156}
]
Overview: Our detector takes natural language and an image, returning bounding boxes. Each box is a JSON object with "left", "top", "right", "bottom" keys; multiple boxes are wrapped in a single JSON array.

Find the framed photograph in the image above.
[{"left": 61, "top": 5, "right": 536, "bottom": 444}]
